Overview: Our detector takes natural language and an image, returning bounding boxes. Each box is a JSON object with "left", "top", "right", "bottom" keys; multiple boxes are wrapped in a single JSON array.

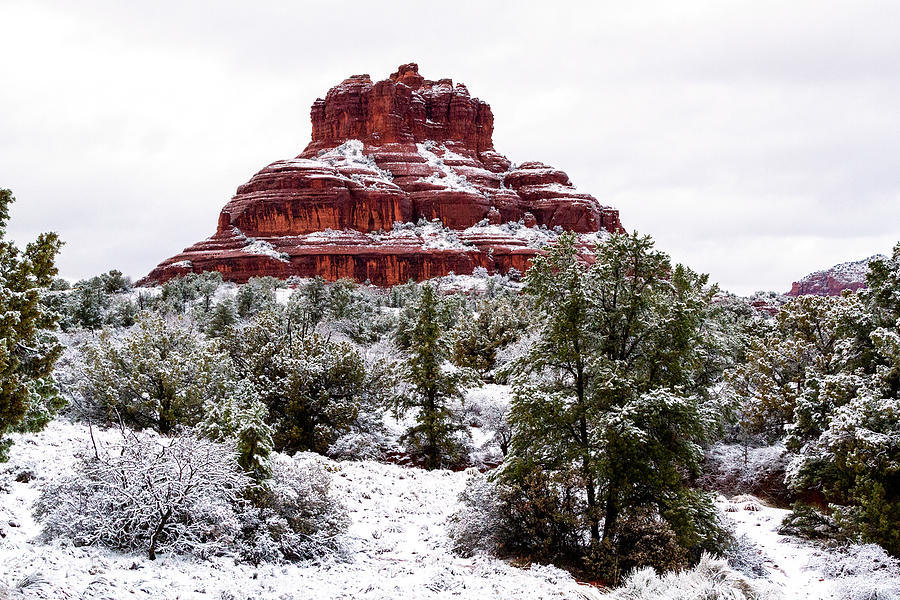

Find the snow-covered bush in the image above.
[
  {"left": 450, "top": 294, "right": 530, "bottom": 379},
  {"left": 723, "top": 533, "right": 769, "bottom": 579},
  {"left": 606, "top": 553, "right": 778, "bottom": 600},
  {"left": 723, "top": 246, "right": 900, "bottom": 556},
  {"left": 588, "top": 507, "right": 691, "bottom": 581},
  {"left": 244, "top": 454, "right": 349, "bottom": 563},
  {"left": 698, "top": 443, "right": 793, "bottom": 506},
  {"left": 225, "top": 308, "right": 391, "bottom": 456},
  {"left": 235, "top": 276, "right": 278, "bottom": 318},
  {"left": 35, "top": 429, "right": 249, "bottom": 560},
  {"left": 447, "top": 473, "right": 504, "bottom": 557},
  {"left": 200, "top": 379, "right": 275, "bottom": 482},
  {"left": 810, "top": 543, "right": 900, "bottom": 600},
  {"left": 327, "top": 431, "right": 386, "bottom": 461},
  {"left": 33, "top": 427, "right": 348, "bottom": 565},
  {"left": 157, "top": 271, "right": 223, "bottom": 315},
  {"left": 778, "top": 503, "right": 845, "bottom": 540}
]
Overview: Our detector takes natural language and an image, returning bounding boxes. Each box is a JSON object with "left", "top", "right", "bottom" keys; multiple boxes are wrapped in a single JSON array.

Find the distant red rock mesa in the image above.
[
  {"left": 786, "top": 255, "right": 883, "bottom": 297},
  {"left": 141, "top": 63, "right": 624, "bottom": 286}
]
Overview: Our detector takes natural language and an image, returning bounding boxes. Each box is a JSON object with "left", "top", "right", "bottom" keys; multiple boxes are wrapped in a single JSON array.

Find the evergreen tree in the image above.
[
  {"left": 727, "top": 294, "right": 848, "bottom": 442},
  {"left": 225, "top": 308, "right": 387, "bottom": 455},
  {"left": 80, "top": 313, "right": 228, "bottom": 433},
  {"left": 327, "top": 278, "right": 357, "bottom": 320},
  {"left": 722, "top": 243, "right": 900, "bottom": 556},
  {"left": 159, "top": 273, "right": 200, "bottom": 314},
  {"left": 770, "top": 244, "right": 900, "bottom": 555},
  {"left": 286, "top": 277, "right": 327, "bottom": 339},
  {"left": 236, "top": 276, "right": 278, "bottom": 318},
  {"left": 396, "top": 284, "right": 470, "bottom": 470},
  {"left": 100, "top": 269, "right": 131, "bottom": 294},
  {"left": 72, "top": 276, "right": 109, "bottom": 331},
  {"left": 234, "top": 397, "right": 274, "bottom": 481},
  {"left": 196, "top": 271, "right": 223, "bottom": 312},
  {"left": 498, "top": 233, "right": 720, "bottom": 580},
  {"left": 0, "top": 188, "right": 65, "bottom": 461},
  {"left": 201, "top": 379, "right": 274, "bottom": 482},
  {"left": 451, "top": 294, "right": 529, "bottom": 379},
  {"left": 206, "top": 297, "right": 237, "bottom": 337}
]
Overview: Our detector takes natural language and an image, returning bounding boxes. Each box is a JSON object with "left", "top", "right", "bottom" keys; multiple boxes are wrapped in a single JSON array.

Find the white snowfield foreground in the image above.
[
  {"left": 0, "top": 421, "right": 601, "bottom": 600},
  {"left": 1, "top": 421, "right": 897, "bottom": 599}
]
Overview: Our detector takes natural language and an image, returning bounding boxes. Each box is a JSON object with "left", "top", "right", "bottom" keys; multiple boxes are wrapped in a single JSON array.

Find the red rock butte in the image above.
[{"left": 141, "top": 63, "right": 624, "bottom": 286}]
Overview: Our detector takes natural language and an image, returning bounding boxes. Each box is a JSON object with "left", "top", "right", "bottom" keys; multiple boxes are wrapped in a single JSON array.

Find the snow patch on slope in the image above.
[
  {"left": 243, "top": 238, "right": 290, "bottom": 262},
  {"left": 417, "top": 142, "right": 482, "bottom": 194},
  {"left": 320, "top": 139, "right": 395, "bottom": 183},
  {"left": 719, "top": 495, "right": 832, "bottom": 600}
]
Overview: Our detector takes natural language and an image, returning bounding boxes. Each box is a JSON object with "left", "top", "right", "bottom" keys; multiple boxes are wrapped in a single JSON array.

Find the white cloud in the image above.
[{"left": 1, "top": 0, "right": 898, "bottom": 294}]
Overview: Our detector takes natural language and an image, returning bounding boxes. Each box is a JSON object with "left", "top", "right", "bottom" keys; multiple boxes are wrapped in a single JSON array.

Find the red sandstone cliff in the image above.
[
  {"left": 786, "top": 255, "right": 883, "bottom": 297},
  {"left": 141, "top": 63, "right": 624, "bottom": 286}
]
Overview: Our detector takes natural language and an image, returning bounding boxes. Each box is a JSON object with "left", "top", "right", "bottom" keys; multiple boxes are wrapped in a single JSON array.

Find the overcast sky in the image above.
[{"left": 2, "top": 0, "right": 898, "bottom": 294}]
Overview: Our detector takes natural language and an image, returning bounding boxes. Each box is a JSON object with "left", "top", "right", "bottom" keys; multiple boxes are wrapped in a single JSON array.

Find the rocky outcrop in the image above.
[
  {"left": 786, "top": 255, "right": 884, "bottom": 297},
  {"left": 141, "top": 63, "right": 623, "bottom": 286}
]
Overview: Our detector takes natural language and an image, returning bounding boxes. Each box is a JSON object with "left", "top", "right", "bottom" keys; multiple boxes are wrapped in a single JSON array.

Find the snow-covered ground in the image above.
[
  {"left": 720, "top": 494, "right": 900, "bottom": 600},
  {"left": 0, "top": 421, "right": 601, "bottom": 599},
  {"left": 2, "top": 420, "right": 897, "bottom": 599},
  {"left": 720, "top": 495, "right": 833, "bottom": 599}
]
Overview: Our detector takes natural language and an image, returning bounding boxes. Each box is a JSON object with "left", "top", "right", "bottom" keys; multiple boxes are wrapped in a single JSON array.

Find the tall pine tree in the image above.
[
  {"left": 498, "top": 232, "right": 721, "bottom": 580},
  {"left": 396, "top": 284, "right": 470, "bottom": 470},
  {"left": 0, "top": 188, "right": 65, "bottom": 461}
]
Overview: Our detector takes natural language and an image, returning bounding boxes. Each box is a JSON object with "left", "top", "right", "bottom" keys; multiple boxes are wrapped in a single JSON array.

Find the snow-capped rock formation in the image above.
[
  {"left": 141, "top": 63, "right": 623, "bottom": 286},
  {"left": 786, "top": 255, "right": 885, "bottom": 297}
]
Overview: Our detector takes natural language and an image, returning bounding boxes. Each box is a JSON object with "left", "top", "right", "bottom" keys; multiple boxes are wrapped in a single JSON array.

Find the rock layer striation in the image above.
[{"left": 142, "top": 63, "right": 623, "bottom": 286}]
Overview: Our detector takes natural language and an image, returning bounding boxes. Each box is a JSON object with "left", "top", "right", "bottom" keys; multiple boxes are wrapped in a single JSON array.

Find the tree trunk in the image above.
[
  {"left": 573, "top": 345, "right": 600, "bottom": 543},
  {"left": 602, "top": 485, "right": 619, "bottom": 543},
  {"left": 425, "top": 388, "right": 438, "bottom": 469},
  {"left": 158, "top": 396, "right": 171, "bottom": 435},
  {"left": 148, "top": 507, "right": 173, "bottom": 561}
]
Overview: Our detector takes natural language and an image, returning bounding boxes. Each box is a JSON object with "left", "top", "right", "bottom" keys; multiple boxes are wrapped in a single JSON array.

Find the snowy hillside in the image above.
[{"left": 3, "top": 421, "right": 898, "bottom": 599}]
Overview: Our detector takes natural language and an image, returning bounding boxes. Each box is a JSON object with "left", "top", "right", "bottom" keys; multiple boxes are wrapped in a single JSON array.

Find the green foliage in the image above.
[
  {"left": 49, "top": 277, "right": 71, "bottom": 291},
  {"left": 778, "top": 503, "right": 845, "bottom": 540},
  {"left": 497, "top": 232, "right": 721, "bottom": 581},
  {"left": 286, "top": 277, "right": 328, "bottom": 338},
  {"left": 201, "top": 379, "right": 274, "bottom": 482},
  {"left": 732, "top": 242, "right": 900, "bottom": 556},
  {"left": 49, "top": 270, "right": 141, "bottom": 331},
  {"left": 205, "top": 297, "right": 237, "bottom": 337},
  {"left": 100, "top": 269, "right": 132, "bottom": 294},
  {"left": 287, "top": 277, "right": 393, "bottom": 343},
  {"left": 451, "top": 294, "right": 530, "bottom": 379},
  {"left": 79, "top": 313, "right": 228, "bottom": 433},
  {"left": 0, "top": 188, "right": 65, "bottom": 461},
  {"left": 396, "top": 284, "right": 472, "bottom": 469},
  {"left": 493, "top": 462, "right": 585, "bottom": 560},
  {"left": 235, "top": 276, "right": 278, "bottom": 318},
  {"left": 395, "top": 284, "right": 470, "bottom": 350},
  {"left": 728, "top": 294, "right": 853, "bottom": 442},
  {"left": 225, "top": 307, "right": 391, "bottom": 455},
  {"left": 71, "top": 276, "right": 110, "bottom": 330},
  {"left": 586, "top": 508, "right": 690, "bottom": 583},
  {"left": 158, "top": 271, "right": 224, "bottom": 315}
]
